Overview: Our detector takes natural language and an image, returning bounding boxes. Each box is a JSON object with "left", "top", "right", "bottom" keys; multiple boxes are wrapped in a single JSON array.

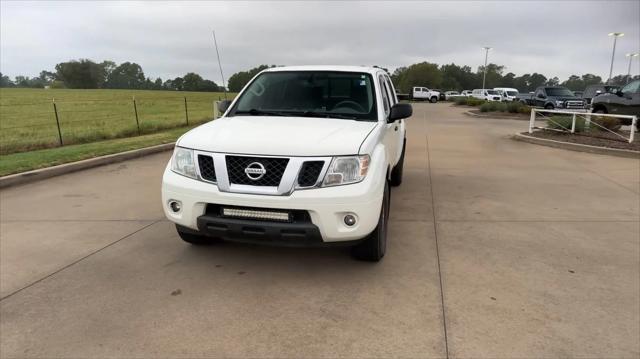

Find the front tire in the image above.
[
  {"left": 176, "top": 225, "right": 221, "bottom": 245},
  {"left": 351, "top": 181, "right": 389, "bottom": 262},
  {"left": 390, "top": 139, "right": 406, "bottom": 187},
  {"left": 430, "top": 96, "right": 438, "bottom": 103},
  {"left": 544, "top": 104, "right": 554, "bottom": 110}
]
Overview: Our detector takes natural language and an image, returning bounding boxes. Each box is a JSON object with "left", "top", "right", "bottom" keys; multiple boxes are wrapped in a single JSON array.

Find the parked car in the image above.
[
  {"left": 519, "top": 86, "right": 586, "bottom": 110},
  {"left": 472, "top": 89, "right": 502, "bottom": 102},
  {"left": 591, "top": 80, "right": 639, "bottom": 129},
  {"left": 444, "top": 91, "right": 461, "bottom": 100},
  {"left": 411, "top": 87, "right": 440, "bottom": 102},
  {"left": 582, "top": 85, "right": 621, "bottom": 105},
  {"left": 461, "top": 90, "right": 473, "bottom": 97},
  {"left": 162, "top": 65, "right": 412, "bottom": 262},
  {"left": 493, "top": 87, "right": 519, "bottom": 102}
]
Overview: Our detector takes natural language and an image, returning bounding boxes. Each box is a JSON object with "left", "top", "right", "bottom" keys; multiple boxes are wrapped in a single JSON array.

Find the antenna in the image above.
[{"left": 212, "top": 30, "right": 227, "bottom": 100}]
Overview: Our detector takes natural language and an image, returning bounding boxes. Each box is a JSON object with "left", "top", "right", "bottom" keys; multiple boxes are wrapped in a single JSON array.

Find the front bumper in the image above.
[{"left": 161, "top": 160, "right": 385, "bottom": 243}]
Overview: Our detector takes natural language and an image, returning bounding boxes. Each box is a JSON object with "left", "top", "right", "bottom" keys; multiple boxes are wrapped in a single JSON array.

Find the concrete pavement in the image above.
[{"left": 1, "top": 103, "right": 638, "bottom": 358}]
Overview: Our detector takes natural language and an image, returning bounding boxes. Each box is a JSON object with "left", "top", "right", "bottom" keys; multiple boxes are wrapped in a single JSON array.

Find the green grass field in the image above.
[{"left": 0, "top": 88, "right": 233, "bottom": 155}]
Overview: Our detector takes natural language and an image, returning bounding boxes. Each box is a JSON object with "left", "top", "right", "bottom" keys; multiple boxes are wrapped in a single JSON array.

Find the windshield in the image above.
[
  {"left": 604, "top": 86, "right": 620, "bottom": 93},
  {"left": 506, "top": 91, "right": 518, "bottom": 96},
  {"left": 546, "top": 88, "right": 574, "bottom": 97},
  {"left": 486, "top": 90, "right": 498, "bottom": 95},
  {"left": 622, "top": 80, "right": 640, "bottom": 93},
  {"left": 231, "top": 71, "right": 377, "bottom": 121}
]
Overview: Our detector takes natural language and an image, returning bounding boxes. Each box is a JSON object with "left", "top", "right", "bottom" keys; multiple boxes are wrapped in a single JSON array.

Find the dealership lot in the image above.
[{"left": 1, "top": 103, "right": 638, "bottom": 358}]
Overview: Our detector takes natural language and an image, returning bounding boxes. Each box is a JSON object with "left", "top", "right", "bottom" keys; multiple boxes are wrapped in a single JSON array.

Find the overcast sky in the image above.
[{"left": 1, "top": 0, "right": 639, "bottom": 84}]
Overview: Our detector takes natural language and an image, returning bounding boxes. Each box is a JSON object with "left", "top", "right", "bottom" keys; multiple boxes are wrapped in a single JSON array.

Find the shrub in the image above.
[
  {"left": 591, "top": 116, "right": 621, "bottom": 131},
  {"left": 453, "top": 96, "right": 486, "bottom": 106},
  {"left": 547, "top": 116, "right": 587, "bottom": 132},
  {"left": 546, "top": 115, "right": 621, "bottom": 133},
  {"left": 479, "top": 101, "right": 507, "bottom": 112}
]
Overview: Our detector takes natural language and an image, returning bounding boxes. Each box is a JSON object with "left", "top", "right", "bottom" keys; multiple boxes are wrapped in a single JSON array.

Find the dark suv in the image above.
[
  {"left": 591, "top": 80, "right": 640, "bottom": 129},
  {"left": 582, "top": 84, "right": 621, "bottom": 105}
]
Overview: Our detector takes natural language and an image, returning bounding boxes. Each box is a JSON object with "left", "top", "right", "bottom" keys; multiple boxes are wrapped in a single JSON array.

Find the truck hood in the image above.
[
  {"left": 555, "top": 96, "right": 583, "bottom": 101},
  {"left": 177, "top": 116, "right": 378, "bottom": 156}
]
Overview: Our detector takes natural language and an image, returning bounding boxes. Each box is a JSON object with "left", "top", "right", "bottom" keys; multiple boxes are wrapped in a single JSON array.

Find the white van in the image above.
[
  {"left": 493, "top": 87, "right": 519, "bottom": 102},
  {"left": 471, "top": 89, "right": 502, "bottom": 102}
]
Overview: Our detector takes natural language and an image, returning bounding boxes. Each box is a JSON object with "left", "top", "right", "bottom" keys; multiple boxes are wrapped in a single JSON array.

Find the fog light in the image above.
[
  {"left": 344, "top": 214, "right": 357, "bottom": 226},
  {"left": 169, "top": 200, "right": 182, "bottom": 213}
]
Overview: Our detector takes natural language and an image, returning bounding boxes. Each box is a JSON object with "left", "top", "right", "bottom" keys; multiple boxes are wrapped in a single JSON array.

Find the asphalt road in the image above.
[{"left": 1, "top": 103, "right": 639, "bottom": 358}]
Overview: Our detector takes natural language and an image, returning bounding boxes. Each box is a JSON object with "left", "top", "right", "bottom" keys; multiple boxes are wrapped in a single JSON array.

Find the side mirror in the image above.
[
  {"left": 537, "top": 94, "right": 546, "bottom": 99},
  {"left": 388, "top": 103, "right": 412, "bottom": 123},
  {"left": 217, "top": 99, "right": 232, "bottom": 114},
  {"left": 616, "top": 90, "right": 624, "bottom": 97}
]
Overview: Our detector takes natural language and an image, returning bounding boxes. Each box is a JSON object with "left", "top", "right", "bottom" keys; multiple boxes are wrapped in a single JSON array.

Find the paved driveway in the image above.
[{"left": 1, "top": 103, "right": 638, "bottom": 358}]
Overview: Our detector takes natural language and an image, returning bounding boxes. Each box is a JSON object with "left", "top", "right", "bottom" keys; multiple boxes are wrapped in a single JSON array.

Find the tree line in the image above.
[
  {"left": 390, "top": 62, "right": 638, "bottom": 93},
  {"left": 1, "top": 59, "right": 637, "bottom": 93},
  {"left": 0, "top": 59, "right": 222, "bottom": 92}
]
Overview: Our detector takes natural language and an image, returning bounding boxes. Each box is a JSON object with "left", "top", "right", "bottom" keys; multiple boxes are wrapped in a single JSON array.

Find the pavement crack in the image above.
[
  {"left": 425, "top": 128, "right": 450, "bottom": 359},
  {"left": 0, "top": 220, "right": 161, "bottom": 302}
]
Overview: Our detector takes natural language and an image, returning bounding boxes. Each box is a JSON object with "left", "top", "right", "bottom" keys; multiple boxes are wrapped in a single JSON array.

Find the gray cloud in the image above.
[{"left": 1, "top": 0, "right": 639, "bottom": 84}]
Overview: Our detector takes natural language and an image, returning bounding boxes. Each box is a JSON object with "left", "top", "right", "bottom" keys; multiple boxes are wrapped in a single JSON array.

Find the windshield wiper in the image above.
[
  {"left": 234, "top": 109, "right": 288, "bottom": 116},
  {"left": 299, "top": 111, "right": 359, "bottom": 120}
]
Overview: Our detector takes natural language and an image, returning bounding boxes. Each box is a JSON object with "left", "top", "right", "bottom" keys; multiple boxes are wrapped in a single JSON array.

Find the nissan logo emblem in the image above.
[{"left": 244, "top": 162, "right": 266, "bottom": 180}]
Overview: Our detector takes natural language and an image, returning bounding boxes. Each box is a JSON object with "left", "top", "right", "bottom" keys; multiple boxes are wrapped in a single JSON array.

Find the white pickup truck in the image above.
[
  {"left": 411, "top": 87, "right": 440, "bottom": 103},
  {"left": 162, "top": 66, "right": 412, "bottom": 261}
]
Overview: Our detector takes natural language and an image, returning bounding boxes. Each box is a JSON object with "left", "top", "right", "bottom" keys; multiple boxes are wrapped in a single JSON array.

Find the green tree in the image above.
[
  {"left": 0, "top": 72, "right": 15, "bottom": 87},
  {"left": 477, "top": 63, "right": 504, "bottom": 89},
  {"left": 228, "top": 65, "right": 274, "bottom": 92},
  {"left": 546, "top": 77, "right": 560, "bottom": 86},
  {"left": 105, "top": 62, "right": 145, "bottom": 89},
  {"left": 440, "top": 63, "right": 476, "bottom": 91},
  {"left": 55, "top": 59, "right": 105, "bottom": 88},
  {"left": 392, "top": 62, "right": 442, "bottom": 93}
]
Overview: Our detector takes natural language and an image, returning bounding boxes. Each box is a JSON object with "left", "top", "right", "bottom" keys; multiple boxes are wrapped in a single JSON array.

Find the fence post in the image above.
[
  {"left": 571, "top": 113, "right": 576, "bottom": 133},
  {"left": 132, "top": 96, "right": 141, "bottom": 135},
  {"left": 528, "top": 108, "right": 536, "bottom": 133},
  {"left": 630, "top": 116, "right": 637, "bottom": 144},
  {"left": 584, "top": 112, "right": 591, "bottom": 132},
  {"left": 184, "top": 97, "right": 189, "bottom": 125},
  {"left": 52, "top": 98, "right": 63, "bottom": 146}
]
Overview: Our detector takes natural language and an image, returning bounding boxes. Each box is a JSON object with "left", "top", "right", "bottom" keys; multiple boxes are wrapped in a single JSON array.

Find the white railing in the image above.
[{"left": 528, "top": 109, "right": 637, "bottom": 143}]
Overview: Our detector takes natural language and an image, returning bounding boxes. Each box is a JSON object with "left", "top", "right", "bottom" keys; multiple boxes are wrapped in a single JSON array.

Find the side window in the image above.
[
  {"left": 383, "top": 75, "right": 397, "bottom": 105},
  {"left": 622, "top": 81, "right": 640, "bottom": 94},
  {"left": 378, "top": 76, "right": 390, "bottom": 116}
]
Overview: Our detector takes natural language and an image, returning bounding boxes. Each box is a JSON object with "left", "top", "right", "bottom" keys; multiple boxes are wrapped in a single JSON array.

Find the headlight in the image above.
[
  {"left": 555, "top": 100, "right": 564, "bottom": 107},
  {"left": 322, "top": 155, "right": 370, "bottom": 187},
  {"left": 171, "top": 147, "right": 197, "bottom": 179}
]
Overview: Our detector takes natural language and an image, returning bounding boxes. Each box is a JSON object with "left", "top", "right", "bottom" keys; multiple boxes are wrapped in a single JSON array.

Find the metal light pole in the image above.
[
  {"left": 481, "top": 47, "right": 492, "bottom": 90},
  {"left": 625, "top": 53, "right": 639, "bottom": 84},
  {"left": 607, "top": 32, "right": 624, "bottom": 83}
]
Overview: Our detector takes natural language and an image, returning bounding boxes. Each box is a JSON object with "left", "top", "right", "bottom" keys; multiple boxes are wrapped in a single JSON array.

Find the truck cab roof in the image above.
[{"left": 263, "top": 65, "right": 384, "bottom": 75}]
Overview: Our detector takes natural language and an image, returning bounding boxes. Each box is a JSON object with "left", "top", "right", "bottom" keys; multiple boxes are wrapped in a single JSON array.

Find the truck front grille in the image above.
[
  {"left": 226, "top": 155, "right": 289, "bottom": 187},
  {"left": 297, "top": 161, "right": 324, "bottom": 187},
  {"left": 566, "top": 101, "right": 584, "bottom": 109},
  {"left": 198, "top": 155, "right": 216, "bottom": 182}
]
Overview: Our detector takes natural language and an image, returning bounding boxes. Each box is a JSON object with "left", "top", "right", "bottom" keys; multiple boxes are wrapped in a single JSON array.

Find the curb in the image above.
[
  {"left": 464, "top": 110, "right": 528, "bottom": 121},
  {"left": 0, "top": 142, "right": 175, "bottom": 189},
  {"left": 512, "top": 133, "right": 640, "bottom": 159}
]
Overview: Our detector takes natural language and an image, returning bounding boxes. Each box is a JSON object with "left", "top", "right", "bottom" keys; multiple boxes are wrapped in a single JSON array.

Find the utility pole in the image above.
[
  {"left": 625, "top": 53, "right": 639, "bottom": 84},
  {"left": 607, "top": 32, "right": 624, "bottom": 83},
  {"left": 481, "top": 47, "right": 492, "bottom": 90}
]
